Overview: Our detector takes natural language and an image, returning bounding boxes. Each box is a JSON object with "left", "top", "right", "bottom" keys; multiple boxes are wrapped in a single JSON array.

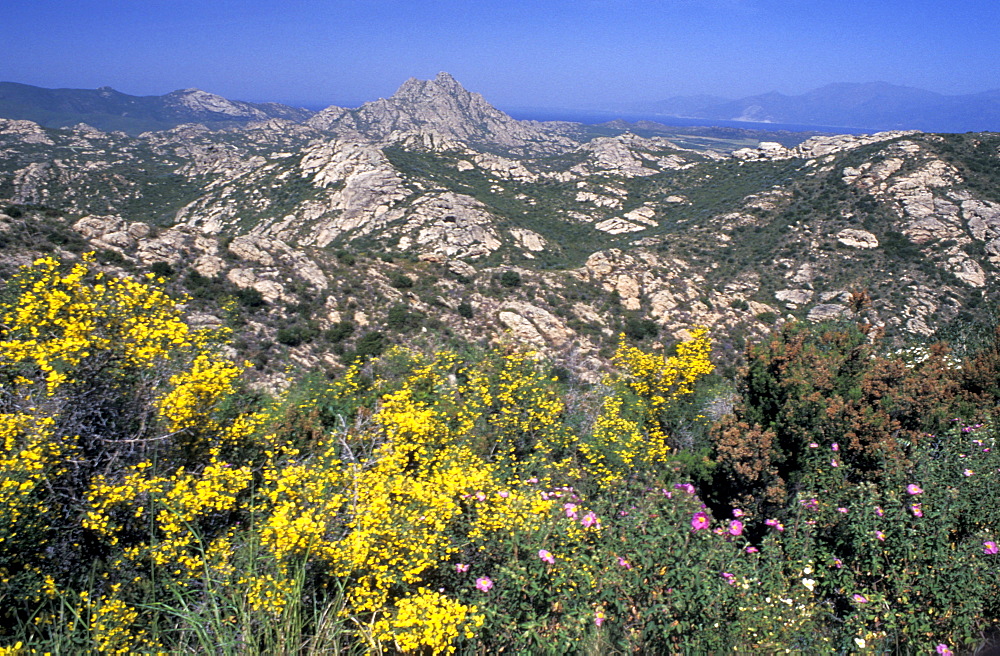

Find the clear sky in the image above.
[{"left": 3, "top": 0, "right": 999, "bottom": 110}]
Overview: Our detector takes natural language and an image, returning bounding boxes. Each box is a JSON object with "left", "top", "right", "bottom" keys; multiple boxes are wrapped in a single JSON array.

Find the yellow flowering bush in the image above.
[
  {"left": 0, "top": 255, "right": 257, "bottom": 648},
  {"left": 1, "top": 254, "right": 732, "bottom": 655}
]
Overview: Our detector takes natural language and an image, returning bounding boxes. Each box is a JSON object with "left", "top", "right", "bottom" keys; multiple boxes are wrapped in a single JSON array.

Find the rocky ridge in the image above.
[{"left": 2, "top": 74, "right": 1000, "bottom": 387}]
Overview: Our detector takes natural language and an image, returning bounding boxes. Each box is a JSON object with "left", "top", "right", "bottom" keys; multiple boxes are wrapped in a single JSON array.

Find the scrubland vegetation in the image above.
[{"left": 1, "top": 256, "right": 999, "bottom": 654}]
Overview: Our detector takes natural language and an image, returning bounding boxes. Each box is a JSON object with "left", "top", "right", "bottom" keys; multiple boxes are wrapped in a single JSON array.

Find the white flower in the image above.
[
  {"left": 855, "top": 637, "right": 867, "bottom": 649},
  {"left": 802, "top": 565, "right": 814, "bottom": 575},
  {"left": 802, "top": 578, "right": 816, "bottom": 592}
]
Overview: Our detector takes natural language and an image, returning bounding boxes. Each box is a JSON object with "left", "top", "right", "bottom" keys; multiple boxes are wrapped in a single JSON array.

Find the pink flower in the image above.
[
  {"left": 764, "top": 518, "right": 784, "bottom": 531},
  {"left": 852, "top": 593, "right": 868, "bottom": 603},
  {"left": 475, "top": 491, "right": 487, "bottom": 502},
  {"left": 907, "top": 484, "right": 923, "bottom": 495},
  {"left": 728, "top": 520, "right": 744, "bottom": 536},
  {"left": 831, "top": 443, "right": 839, "bottom": 452},
  {"left": 964, "top": 469, "right": 974, "bottom": 477},
  {"left": 594, "top": 609, "right": 606, "bottom": 627},
  {"left": 617, "top": 556, "right": 632, "bottom": 569},
  {"left": 830, "top": 459, "right": 839, "bottom": 468},
  {"left": 936, "top": 645, "right": 954, "bottom": 656},
  {"left": 875, "top": 530, "right": 886, "bottom": 541},
  {"left": 875, "top": 506, "right": 884, "bottom": 517},
  {"left": 746, "top": 546, "right": 758, "bottom": 554},
  {"left": 581, "top": 511, "right": 600, "bottom": 529},
  {"left": 837, "top": 507, "right": 849, "bottom": 514},
  {"left": 799, "top": 497, "right": 819, "bottom": 511},
  {"left": 910, "top": 503, "right": 923, "bottom": 518},
  {"left": 456, "top": 563, "right": 469, "bottom": 573},
  {"left": 833, "top": 558, "right": 843, "bottom": 569},
  {"left": 984, "top": 541, "right": 999, "bottom": 555},
  {"left": 691, "top": 512, "right": 710, "bottom": 531},
  {"left": 808, "top": 442, "right": 819, "bottom": 448},
  {"left": 563, "top": 503, "right": 578, "bottom": 519},
  {"left": 498, "top": 490, "right": 509, "bottom": 499},
  {"left": 674, "top": 483, "right": 695, "bottom": 494},
  {"left": 732, "top": 508, "right": 745, "bottom": 518},
  {"left": 538, "top": 549, "right": 555, "bottom": 564},
  {"left": 721, "top": 572, "right": 736, "bottom": 585},
  {"left": 475, "top": 576, "right": 493, "bottom": 592}
]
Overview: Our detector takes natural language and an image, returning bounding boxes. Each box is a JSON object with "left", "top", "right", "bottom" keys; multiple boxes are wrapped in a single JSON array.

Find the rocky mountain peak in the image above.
[{"left": 308, "top": 72, "right": 577, "bottom": 155}]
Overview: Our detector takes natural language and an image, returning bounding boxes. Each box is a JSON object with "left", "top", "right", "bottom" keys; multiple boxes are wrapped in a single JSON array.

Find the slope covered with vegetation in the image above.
[{"left": 1, "top": 256, "right": 999, "bottom": 655}]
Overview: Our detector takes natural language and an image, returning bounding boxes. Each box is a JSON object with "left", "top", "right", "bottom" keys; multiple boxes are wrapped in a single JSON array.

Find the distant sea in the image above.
[{"left": 502, "top": 107, "right": 873, "bottom": 135}]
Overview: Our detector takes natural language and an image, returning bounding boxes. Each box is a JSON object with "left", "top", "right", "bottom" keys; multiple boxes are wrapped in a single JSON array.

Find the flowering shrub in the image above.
[{"left": 2, "top": 256, "right": 1000, "bottom": 654}]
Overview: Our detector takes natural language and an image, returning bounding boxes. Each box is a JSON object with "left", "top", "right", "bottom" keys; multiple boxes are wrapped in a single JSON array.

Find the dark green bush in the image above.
[
  {"left": 386, "top": 304, "right": 424, "bottom": 332},
  {"left": 276, "top": 323, "right": 319, "bottom": 347},
  {"left": 624, "top": 317, "right": 659, "bottom": 341},
  {"left": 390, "top": 273, "right": 414, "bottom": 289},
  {"left": 354, "top": 331, "right": 387, "bottom": 360},
  {"left": 149, "top": 261, "right": 175, "bottom": 278},
  {"left": 499, "top": 270, "right": 522, "bottom": 288},
  {"left": 234, "top": 287, "right": 266, "bottom": 309},
  {"left": 324, "top": 321, "right": 356, "bottom": 343}
]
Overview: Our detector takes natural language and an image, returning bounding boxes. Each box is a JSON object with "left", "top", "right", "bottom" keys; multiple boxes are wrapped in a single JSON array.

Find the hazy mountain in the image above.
[
  {"left": 0, "top": 82, "right": 315, "bottom": 134},
  {"left": 635, "top": 82, "right": 1000, "bottom": 132}
]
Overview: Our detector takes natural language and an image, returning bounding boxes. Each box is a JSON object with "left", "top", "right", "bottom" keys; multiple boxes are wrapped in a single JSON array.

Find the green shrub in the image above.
[
  {"left": 386, "top": 304, "right": 424, "bottom": 332},
  {"left": 499, "top": 270, "right": 522, "bottom": 288},
  {"left": 149, "top": 261, "right": 174, "bottom": 278},
  {"left": 276, "top": 322, "right": 319, "bottom": 347},
  {"left": 623, "top": 317, "right": 659, "bottom": 341},
  {"left": 390, "top": 273, "right": 414, "bottom": 289},
  {"left": 234, "top": 286, "right": 266, "bottom": 309},
  {"left": 352, "top": 330, "right": 387, "bottom": 361},
  {"left": 324, "top": 320, "right": 355, "bottom": 343}
]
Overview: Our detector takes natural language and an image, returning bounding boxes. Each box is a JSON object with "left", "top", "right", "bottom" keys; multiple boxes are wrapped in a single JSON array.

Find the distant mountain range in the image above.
[
  {"left": 627, "top": 82, "right": 1000, "bottom": 133},
  {"left": 2, "top": 78, "right": 999, "bottom": 136},
  {"left": 0, "top": 82, "right": 314, "bottom": 134}
]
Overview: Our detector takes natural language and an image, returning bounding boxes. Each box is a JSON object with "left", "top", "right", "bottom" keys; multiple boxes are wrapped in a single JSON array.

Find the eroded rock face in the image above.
[
  {"left": 807, "top": 304, "right": 848, "bottom": 322},
  {"left": 498, "top": 301, "right": 573, "bottom": 348},
  {"left": 594, "top": 217, "right": 646, "bottom": 234},
  {"left": 571, "top": 134, "right": 695, "bottom": 177},
  {"left": 0, "top": 118, "right": 55, "bottom": 145},
  {"left": 12, "top": 162, "right": 54, "bottom": 204},
  {"left": 509, "top": 228, "right": 547, "bottom": 254},
  {"left": 397, "top": 192, "right": 503, "bottom": 260},
  {"left": 775, "top": 289, "right": 814, "bottom": 308},
  {"left": 964, "top": 199, "right": 1000, "bottom": 241},
  {"left": 842, "top": 140, "right": 990, "bottom": 288},
  {"left": 837, "top": 229, "right": 879, "bottom": 249},
  {"left": 733, "top": 131, "right": 919, "bottom": 162}
]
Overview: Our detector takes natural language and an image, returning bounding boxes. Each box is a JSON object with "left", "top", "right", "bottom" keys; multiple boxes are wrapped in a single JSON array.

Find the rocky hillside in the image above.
[{"left": 2, "top": 74, "right": 999, "bottom": 389}]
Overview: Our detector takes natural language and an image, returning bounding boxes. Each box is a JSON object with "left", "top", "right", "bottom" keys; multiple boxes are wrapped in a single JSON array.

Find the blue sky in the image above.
[{"left": 3, "top": 0, "right": 999, "bottom": 110}]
